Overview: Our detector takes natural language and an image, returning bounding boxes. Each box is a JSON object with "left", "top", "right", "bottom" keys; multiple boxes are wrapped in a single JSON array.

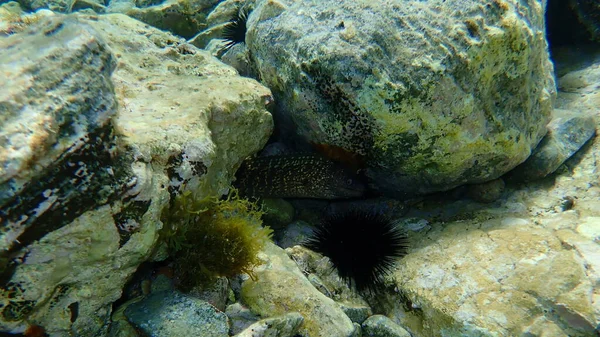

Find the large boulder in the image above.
[
  {"left": 0, "top": 13, "right": 272, "bottom": 335},
  {"left": 248, "top": 0, "right": 555, "bottom": 197}
]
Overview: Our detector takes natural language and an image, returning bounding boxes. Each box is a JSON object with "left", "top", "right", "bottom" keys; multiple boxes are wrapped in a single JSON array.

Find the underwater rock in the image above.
[
  {"left": 568, "top": 0, "right": 600, "bottom": 42},
  {"left": 188, "top": 276, "right": 230, "bottom": 312},
  {"left": 286, "top": 245, "right": 372, "bottom": 311},
  {"left": 508, "top": 109, "right": 596, "bottom": 182},
  {"left": 124, "top": 290, "right": 229, "bottom": 337},
  {"left": 107, "top": 0, "right": 220, "bottom": 39},
  {"left": 376, "top": 48, "right": 600, "bottom": 333},
  {"left": 240, "top": 242, "right": 356, "bottom": 337},
  {"left": 275, "top": 220, "right": 313, "bottom": 249},
  {"left": 189, "top": 0, "right": 246, "bottom": 50},
  {"left": 390, "top": 215, "right": 598, "bottom": 336},
  {"left": 248, "top": 0, "right": 555, "bottom": 198},
  {"left": 0, "top": 16, "right": 137, "bottom": 336},
  {"left": 235, "top": 312, "right": 304, "bottom": 337},
  {"left": 361, "top": 315, "right": 411, "bottom": 337},
  {"left": 339, "top": 302, "right": 372, "bottom": 325},
  {"left": 466, "top": 178, "right": 506, "bottom": 203},
  {"left": 0, "top": 15, "right": 121, "bottom": 259},
  {"left": 0, "top": 12, "right": 272, "bottom": 336},
  {"left": 109, "top": 298, "right": 141, "bottom": 337},
  {"left": 18, "top": 0, "right": 73, "bottom": 12},
  {"left": 226, "top": 303, "right": 261, "bottom": 336}
]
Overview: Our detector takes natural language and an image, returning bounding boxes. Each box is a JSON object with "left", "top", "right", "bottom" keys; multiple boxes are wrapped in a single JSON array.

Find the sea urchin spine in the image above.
[
  {"left": 304, "top": 210, "right": 408, "bottom": 292},
  {"left": 221, "top": 7, "right": 249, "bottom": 52}
]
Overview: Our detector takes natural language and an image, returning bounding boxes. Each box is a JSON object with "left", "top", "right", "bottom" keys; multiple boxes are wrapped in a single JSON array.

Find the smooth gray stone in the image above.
[
  {"left": 509, "top": 109, "right": 596, "bottom": 182},
  {"left": 124, "top": 290, "right": 229, "bottom": 337},
  {"left": 235, "top": 312, "right": 304, "bottom": 337},
  {"left": 362, "top": 315, "right": 411, "bottom": 337}
]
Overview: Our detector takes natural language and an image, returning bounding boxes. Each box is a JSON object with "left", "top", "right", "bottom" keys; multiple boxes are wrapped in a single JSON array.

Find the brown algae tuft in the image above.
[{"left": 161, "top": 190, "right": 273, "bottom": 290}]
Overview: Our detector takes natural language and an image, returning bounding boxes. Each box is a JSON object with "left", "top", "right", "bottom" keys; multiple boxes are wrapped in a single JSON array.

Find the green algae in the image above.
[{"left": 161, "top": 189, "right": 272, "bottom": 290}]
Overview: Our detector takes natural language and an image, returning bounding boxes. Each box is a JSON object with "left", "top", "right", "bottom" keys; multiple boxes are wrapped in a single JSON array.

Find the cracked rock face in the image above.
[
  {"left": 248, "top": 0, "right": 555, "bottom": 198},
  {"left": 0, "top": 13, "right": 272, "bottom": 336}
]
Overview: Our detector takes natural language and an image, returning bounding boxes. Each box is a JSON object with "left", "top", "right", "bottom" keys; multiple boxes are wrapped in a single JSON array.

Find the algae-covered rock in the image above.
[
  {"left": 371, "top": 49, "right": 600, "bottom": 333},
  {"left": 241, "top": 242, "right": 355, "bottom": 337},
  {"left": 248, "top": 0, "right": 555, "bottom": 197},
  {"left": 108, "top": 0, "right": 220, "bottom": 39},
  {"left": 0, "top": 13, "right": 272, "bottom": 336}
]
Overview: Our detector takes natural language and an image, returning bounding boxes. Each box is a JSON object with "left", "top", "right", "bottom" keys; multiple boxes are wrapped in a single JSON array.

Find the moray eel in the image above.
[{"left": 234, "top": 154, "right": 366, "bottom": 199}]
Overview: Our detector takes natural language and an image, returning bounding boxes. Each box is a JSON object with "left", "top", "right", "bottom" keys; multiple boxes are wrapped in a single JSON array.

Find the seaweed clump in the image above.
[{"left": 161, "top": 190, "right": 272, "bottom": 291}]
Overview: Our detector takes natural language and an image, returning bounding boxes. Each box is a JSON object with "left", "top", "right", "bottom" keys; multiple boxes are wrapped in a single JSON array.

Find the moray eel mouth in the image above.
[{"left": 234, "top": 154, "right": 367, "bottom": 199}]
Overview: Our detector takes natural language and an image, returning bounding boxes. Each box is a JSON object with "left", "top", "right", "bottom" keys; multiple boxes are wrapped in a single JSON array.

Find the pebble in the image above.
[{"left": 361, "top": 315, "right": 411, "bottom": 337}]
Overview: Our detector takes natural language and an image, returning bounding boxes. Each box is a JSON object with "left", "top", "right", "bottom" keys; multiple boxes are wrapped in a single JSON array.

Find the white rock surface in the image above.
[{"left": 241, "top": 242, "right": 356, "bottom": 337}]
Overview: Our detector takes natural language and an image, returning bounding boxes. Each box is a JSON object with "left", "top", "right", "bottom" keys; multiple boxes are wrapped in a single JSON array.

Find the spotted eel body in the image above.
[{"left": 234, "top": 154, "right": 366, "bottom": 199}]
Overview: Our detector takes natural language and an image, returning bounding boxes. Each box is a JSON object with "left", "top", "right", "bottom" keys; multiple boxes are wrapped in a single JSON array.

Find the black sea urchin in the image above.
[
  {"left": 304, "top": 210, "right": 408, "bottom": 292},
  {"left": 221, "top": 7, "right": 249, "bottom": 52}
]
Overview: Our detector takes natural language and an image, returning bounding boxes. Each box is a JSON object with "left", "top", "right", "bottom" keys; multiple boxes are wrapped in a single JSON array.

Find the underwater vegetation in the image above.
[
  {"left": 221, "top": 6, "right": 249, "bottom": 52},
  {"left": 0, "top": 10, "right": 44, "bottom": 36},
  {"left": 234, "top": 154, "right": 366, "bottom": 199},
  {"left": 161, "top": 190, "right": 272, "bottom": 291},
  {"left": 304, "top": 210, "right": 409, "bottom": 293}
]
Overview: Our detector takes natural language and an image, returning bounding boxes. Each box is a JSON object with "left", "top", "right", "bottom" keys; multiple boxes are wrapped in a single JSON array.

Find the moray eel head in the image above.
[{"left": 321, "top": 168, "right": 366, "bottom": 199}]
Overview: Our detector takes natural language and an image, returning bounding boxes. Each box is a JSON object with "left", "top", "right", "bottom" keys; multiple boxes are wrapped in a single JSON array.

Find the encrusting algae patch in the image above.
[{"left": 161, "top": 189, "right": 273, "bottom": 290}]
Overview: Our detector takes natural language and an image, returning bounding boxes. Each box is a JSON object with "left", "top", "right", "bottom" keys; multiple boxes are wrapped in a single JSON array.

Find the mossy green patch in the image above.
[{"left": 161, "top": 190, "right": 273, "bottom": 290}]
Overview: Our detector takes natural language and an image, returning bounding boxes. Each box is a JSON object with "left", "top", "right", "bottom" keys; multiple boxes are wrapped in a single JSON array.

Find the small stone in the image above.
[
  {"left": 150, "top": 274, "right": 174, "bottom": 293},
  {"left": 276, "top": 220, "right": 313, "bottom": 249},
  {"left": 508, "top": 109, "right": 596, "bottom": 182},
  {"left": 188, "top": 276, "right": 230, "bottom": 312},
  {"left": 307, "top": 273, "right": 333, "bottom": 298},
  {"left": 400, "top": 218, "right": 430, "bottom": 232},
  {"left": 124, "top": 290, "right": 229, "bottom": 337},
  {"left": 339, "top": 302, "right": 372, "bottom": 324},
  {"left": 225, "top": 303, "right": 260, "bottom": 336},
  {"left": 361, "top": 315, "right": 411, "bottom": 337},
  {"left": 235, "top": 312, "right": 304, "bottom": 337},
  {"left": 241, "top": 242, "right": 355, "bottom": 337}
]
